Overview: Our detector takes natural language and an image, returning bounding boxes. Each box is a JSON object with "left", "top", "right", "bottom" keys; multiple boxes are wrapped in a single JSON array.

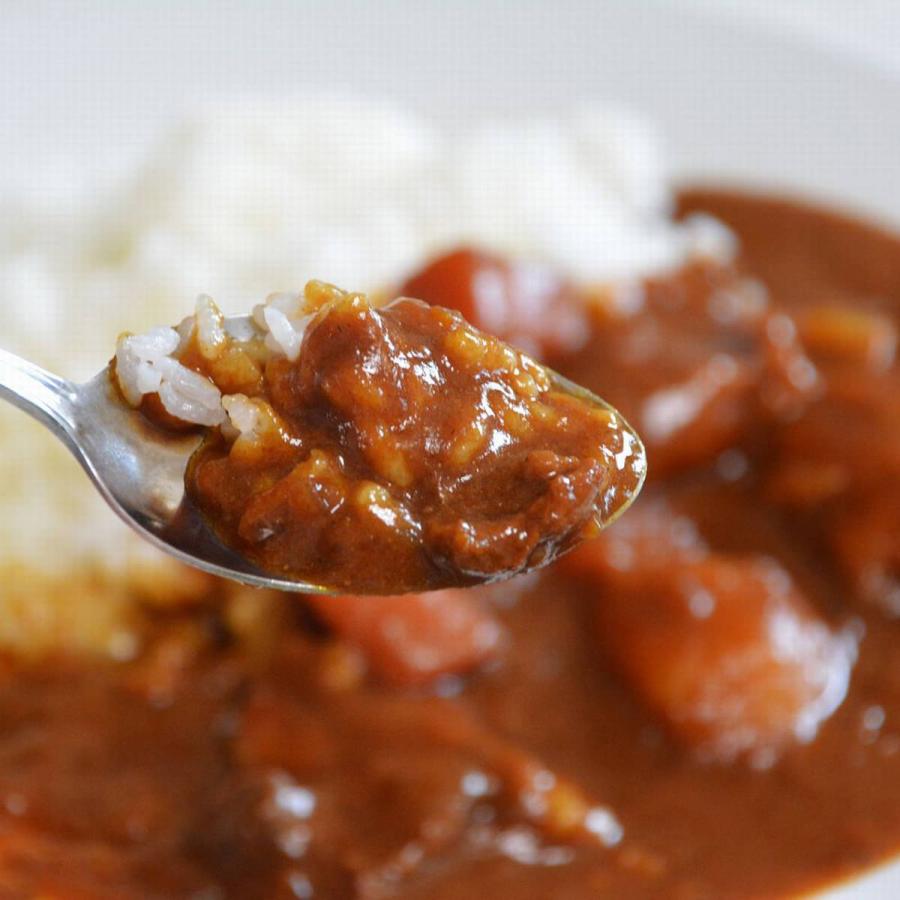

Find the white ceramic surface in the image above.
[{"left": 0, "top": 2, "right": 897, "bottom": 895}]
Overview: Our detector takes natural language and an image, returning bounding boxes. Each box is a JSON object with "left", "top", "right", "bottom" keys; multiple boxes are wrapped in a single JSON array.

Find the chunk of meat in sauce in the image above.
[
  {"left": 562, "top": 264, "right": 819, "bottom": 477},
  {"left": 405, "top": 250, "right": 817, "bottom": 479},
  {"left": 765, "top": 327, "right": 900, "bottom": 617},
  {"left": 831, "top": 493, "right": 900, "bottom": 619},
  {"left": 401, "top": 247, "right": 588, "bottom": 360},
  {"left": 563, "top": 503, "right": 856, "bottom": 764},
  {"left": 768, "top": 348, "right": 900, "bottom": 508},
  {"left": 306, "top": 590, "right": 504, "bottom": 687},
  {"left": 182, "top": 285, "right": 644, "bottom": 592},
  {"left": 234, "top": 640, "right": 619, "bottom": 896}
]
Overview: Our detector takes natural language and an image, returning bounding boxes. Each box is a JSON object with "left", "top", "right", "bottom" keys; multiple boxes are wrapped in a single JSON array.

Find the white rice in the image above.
[
  {"left": 221, "top": 395, "right": 260, "bottom": 437},
  {"left": 155, "top": 358, "right": 225, "bottom": 428},
  {"left": 115, "top": 305, "right": 225, "bottom": 428},
  {"left": 0, "top": 95, "right": 734, "bottom": 596},
  {"left": 221, "top": 394, "right": 273, "bottom": 447},
  {"left": 260, "top": 303, "right": 309, "bottom": 363},
  {"left": 114, "top": 326, "right": 181, "bottom": 406},
  {"left": 194, "top": 294, "right": 228, "bottom": 359},
  {"left": 115, "top": 289, "right": 321, "bottom": 426}
]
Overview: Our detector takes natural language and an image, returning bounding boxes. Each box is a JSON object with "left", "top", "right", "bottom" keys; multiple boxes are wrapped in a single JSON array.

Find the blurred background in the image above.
[{"left": 2, "top": 0, "right": 899, "bottom": 218}]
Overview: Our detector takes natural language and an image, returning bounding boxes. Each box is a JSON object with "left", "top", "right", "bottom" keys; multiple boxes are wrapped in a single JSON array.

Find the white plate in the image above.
[{"left": 0, "top": 2, "right": 897, "bottom": 895}]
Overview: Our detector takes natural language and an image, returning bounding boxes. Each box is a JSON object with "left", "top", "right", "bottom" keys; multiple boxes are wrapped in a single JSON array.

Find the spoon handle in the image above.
[{"left": 0, "top": 348, "right": 78, "bottom": 438}]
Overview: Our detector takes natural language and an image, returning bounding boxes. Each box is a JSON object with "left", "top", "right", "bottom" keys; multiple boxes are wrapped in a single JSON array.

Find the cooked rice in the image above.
[
  {"left": 221, "top": 394, "right": 284, "bottom": 452},
  {"left": 0, "top": 97, "right": 734, "bottom": 658},
  {"left": 116, "top": 324, "right": 225, "bottom": 426},
  {"left": 115, "top": 287, "right": 328, "bottom": 425},
  {"left": 194, "top": 294, "right": 228, "bottom": 359}
]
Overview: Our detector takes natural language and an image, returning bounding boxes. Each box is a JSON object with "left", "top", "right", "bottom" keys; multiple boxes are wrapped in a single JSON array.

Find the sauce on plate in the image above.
[{"left": 3, "top": 190, "right": 900, "bottom": 898}]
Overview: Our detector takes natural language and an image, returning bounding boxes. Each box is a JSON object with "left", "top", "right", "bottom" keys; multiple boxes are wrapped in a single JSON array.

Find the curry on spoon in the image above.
[{"left": 0, "top": 281, "right": 646, "bottom": 594}]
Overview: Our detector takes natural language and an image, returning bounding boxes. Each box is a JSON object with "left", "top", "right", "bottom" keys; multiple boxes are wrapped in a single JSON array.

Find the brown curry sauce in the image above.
[
  {"left": 2, "top": 191, "right": 900, "bottom": 899},
  {"left": 178, "top": 287, "right": 643, "bottom": 593}
]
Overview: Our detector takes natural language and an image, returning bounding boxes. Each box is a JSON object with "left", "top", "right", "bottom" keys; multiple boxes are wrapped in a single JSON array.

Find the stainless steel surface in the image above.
[
  {"left": 0, "top": 320, "right": 645, "bottom": 594},
  {"left": 0, "top": 323, "right": 331, "bottom": 594}
]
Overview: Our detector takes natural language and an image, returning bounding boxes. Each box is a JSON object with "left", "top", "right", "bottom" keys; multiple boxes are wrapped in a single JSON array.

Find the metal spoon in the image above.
[{"left": 0, "top": 321, "right": 646, "bottom": 594}]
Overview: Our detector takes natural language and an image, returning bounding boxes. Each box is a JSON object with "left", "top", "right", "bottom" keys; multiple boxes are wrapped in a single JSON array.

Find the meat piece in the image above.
[
  {"left": 769, "top": 370, "right": 900, "bottom": 507},
  {"left": 236, "top": 669, "right": 619, "bottom": 896},
  {"left": 766, "top": 368, "right": 900, "bottom": 618},
  {"left": 177, "top": 285, "right": 644, "bottom": 593},
  {"left": 562, "top": 264, "right": 818, "bottom": 477},
  {"left": 830, "top": 493, "right": 900, "bottom": 619},
  {"left": 307, "top": 590, "right": 504, "bottom": 687}
]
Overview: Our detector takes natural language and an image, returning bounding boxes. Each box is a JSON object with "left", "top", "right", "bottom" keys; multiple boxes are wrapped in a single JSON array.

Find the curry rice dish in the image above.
[
  {"left": 0, "top": 188, "right": 898, "bottom": 897},
  {"left": 112, "top": 282, "right": 644, "bottom": 594}
]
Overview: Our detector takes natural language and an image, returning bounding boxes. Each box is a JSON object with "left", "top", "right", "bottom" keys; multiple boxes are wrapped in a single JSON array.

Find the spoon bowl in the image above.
[{"left": 0, "top": 317, "right": 645, "bottom": 595}]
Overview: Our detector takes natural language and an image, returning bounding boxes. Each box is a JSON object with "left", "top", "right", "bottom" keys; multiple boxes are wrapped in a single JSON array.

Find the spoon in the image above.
[{"left": 0, "top": 321, "right": 645, "bottom": 594}]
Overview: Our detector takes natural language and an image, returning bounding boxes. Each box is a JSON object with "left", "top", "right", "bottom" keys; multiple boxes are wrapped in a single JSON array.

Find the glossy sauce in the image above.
[
  {"left": 1, "top": 191, "right": 900, "bottom": 899},
  {"left": 177, "top": 285, "right": 643, "bottom": 592}
]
